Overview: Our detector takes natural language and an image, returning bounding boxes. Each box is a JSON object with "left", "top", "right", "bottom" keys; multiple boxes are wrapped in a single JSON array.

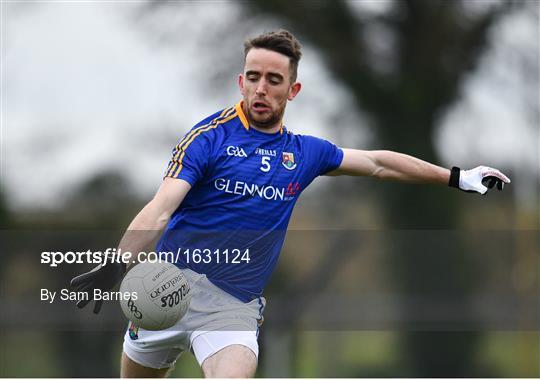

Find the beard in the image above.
[{"left": 247, "top": 102, "right": 286, "bottom": 130}]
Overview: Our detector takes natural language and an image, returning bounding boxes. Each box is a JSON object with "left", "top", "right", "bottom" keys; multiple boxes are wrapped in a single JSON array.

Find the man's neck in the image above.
[{"left": 250, "top": 123, "right": 282, "bottom": 134}]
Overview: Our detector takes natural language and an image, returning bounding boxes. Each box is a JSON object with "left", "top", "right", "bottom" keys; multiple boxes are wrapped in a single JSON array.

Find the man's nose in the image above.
[{"left": 255, "top": 80, "right": 267, "bottom": 96}]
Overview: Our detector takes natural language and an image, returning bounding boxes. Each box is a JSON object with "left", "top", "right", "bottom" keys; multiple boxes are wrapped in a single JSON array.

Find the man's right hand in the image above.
[
  {"left": 69, "top": 178, "right": 191, "bottom": 314},
  {"left": 70, "top": 262, "right": 126, "bottom": 314}
]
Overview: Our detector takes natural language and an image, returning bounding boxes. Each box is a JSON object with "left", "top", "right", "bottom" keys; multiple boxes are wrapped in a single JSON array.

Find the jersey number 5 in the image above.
[{"left": 260, "top": 156, "right": 271, "bottom": 172}]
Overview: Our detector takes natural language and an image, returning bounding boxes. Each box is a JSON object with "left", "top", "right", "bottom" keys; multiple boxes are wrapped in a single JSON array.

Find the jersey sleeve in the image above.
[
  {"left": 303, "top": 135, "right": 344, "bottom": 178},
  {"left": 163, "top": 129, "right": 213, "bottom": 186}
]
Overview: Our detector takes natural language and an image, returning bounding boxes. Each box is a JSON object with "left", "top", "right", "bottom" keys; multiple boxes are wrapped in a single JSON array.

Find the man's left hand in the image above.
[{"left": 449, "top": 166, "right": 511, "bottom": 194}]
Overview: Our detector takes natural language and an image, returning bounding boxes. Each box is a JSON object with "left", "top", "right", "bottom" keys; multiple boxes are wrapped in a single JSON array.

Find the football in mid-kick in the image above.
[{"left": 119, "top": 262, "right": 191, "bottom": 330}]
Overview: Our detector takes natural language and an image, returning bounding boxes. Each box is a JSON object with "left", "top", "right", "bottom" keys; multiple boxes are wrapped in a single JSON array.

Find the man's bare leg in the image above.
[
  {"left": 121, "top": 352, "right": 172, "bottom": 378},
  {"left": 201, "top": 344, "right": 257, "bottom": 378}
]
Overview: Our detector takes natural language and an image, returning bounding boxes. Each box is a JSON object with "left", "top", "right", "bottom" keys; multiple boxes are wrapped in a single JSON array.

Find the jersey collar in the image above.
[{"left": 235, "top": 101, "right": 285, "bottom": 135}]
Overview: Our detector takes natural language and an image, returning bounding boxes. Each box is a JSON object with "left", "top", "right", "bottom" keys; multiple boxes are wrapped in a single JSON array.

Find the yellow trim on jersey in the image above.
[
  {"left": 165, "top": 106, "right": 235, "bottom": 178},
  {"left": 175, "top": 106, "right": 234, "bottom": 159},
  {"left": 235, "top": 101, "right": 250, "bottom": 130},
  {"left": 167, "top": 110, "right": 239, "bottom": 178},
  {"left": 172, "top": 111, "right": 239, "bottom": 178}
]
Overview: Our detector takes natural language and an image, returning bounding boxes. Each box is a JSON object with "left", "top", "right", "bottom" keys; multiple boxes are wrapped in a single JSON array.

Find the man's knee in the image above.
[
  {"left": 204, "top": 365, "right": 255, "bottom": 378},
  {"left": 201, "top": 344, "right": 257, "bottom": 378},
  {"left": 120, "top": 352, "right": 172, "bottom": 378}
]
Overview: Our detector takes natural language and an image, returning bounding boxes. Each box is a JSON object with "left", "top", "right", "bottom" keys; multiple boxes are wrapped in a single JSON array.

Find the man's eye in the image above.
[
  {"left": 247, "top": 76, "right": 258, "bottom": 82},
  {"left": 269, "top": 77, "right": 282, "bottom": 85}
]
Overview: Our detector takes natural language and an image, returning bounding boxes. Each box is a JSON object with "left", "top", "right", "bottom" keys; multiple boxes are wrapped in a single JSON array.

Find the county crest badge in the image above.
[
  {"left": 282, "top": 152, "right": 297, "bottom": 170},
  {"left": 128, "top": 322, "right": 140, "bottom": 340}
]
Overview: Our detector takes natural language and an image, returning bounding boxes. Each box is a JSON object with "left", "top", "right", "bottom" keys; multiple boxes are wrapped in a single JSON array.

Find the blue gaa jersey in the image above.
[{"left": 157, "top": 102, "right": 343, "bottom": 302}]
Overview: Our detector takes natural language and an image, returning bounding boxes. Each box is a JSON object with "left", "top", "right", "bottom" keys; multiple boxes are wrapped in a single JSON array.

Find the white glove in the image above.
[{"left": 449, "top": 166, "right": 511, "bottom": 195}]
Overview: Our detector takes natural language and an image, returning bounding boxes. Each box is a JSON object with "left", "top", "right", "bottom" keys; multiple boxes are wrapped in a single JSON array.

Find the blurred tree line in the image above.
[{"left": 0, "top": 172, "right": 144, "bottom": 377}]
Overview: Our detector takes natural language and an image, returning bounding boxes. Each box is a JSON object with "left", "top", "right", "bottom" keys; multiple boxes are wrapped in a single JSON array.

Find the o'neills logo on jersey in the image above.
[
  {"left": 255, "top": 148, "right": 277, "bottom": 156},
  {"left": 282, "top": 152, "right": 297, "bottom": 170},
  {"left": 215, "top": 178, "right": 294, "bottom": 201}
]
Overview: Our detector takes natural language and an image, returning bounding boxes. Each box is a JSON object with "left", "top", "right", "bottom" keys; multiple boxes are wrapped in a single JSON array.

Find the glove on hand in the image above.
[
  {"left": 449, "top": 166, "right": 511, "bottom": 194},
  {"left": 70, "top": 262, "right": 126, "bottom": 314}
]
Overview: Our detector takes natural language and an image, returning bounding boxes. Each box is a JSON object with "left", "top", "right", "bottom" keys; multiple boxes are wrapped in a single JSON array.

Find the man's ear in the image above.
[
  {"left": 288, "top": 82, "right": 302, "bottom": 101},
  {"left": 238, "top": 74, "right": 245, "bottom": 96}
]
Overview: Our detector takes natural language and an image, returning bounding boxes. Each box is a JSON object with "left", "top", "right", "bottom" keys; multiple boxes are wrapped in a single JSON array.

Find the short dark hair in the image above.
[{"left": 244, "top": 29, "right": 302, "bottom": 82}]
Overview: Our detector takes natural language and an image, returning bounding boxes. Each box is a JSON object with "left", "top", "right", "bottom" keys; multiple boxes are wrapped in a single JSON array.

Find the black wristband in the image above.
[{"left": 448, "top": 166, "right": 461, "bottom": 188}]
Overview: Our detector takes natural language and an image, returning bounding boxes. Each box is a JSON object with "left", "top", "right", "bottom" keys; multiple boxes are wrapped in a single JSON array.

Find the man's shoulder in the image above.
[
  {"left": 180, "top": 104, "right": 240, "bottom": 144},
  {"left": 287, "top": 131, "right": 333, "bottom": 146},
  {"left": 192, "top": 104, "right": 239, "bottom": 131}
]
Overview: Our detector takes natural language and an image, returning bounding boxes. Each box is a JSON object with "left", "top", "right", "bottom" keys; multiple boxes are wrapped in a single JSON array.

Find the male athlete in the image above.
[{"left": 70, "top": 30, "right": 511, "bottom": 378}]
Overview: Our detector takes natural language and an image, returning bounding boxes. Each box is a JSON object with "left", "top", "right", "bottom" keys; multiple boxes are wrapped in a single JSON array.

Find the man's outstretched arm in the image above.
[
  {"left": 70, "top": 177, "right": 191, "bottom": 313},
  {"left": 330, "top": 148, "right": 511, "bottom": 194}
]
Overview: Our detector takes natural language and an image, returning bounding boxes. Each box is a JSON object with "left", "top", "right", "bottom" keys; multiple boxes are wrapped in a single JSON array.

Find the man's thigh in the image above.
[{"left": 201, "top": 344, "right": 257, "bottom": 378}]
